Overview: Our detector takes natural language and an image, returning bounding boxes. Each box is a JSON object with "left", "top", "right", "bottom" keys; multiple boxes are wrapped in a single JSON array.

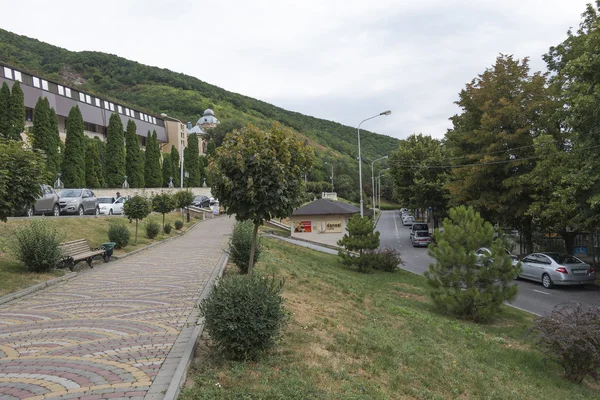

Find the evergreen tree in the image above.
[
  {"left": 144, "top": 130, "right": 162, "bottom": 187},
  {"left": 170, "top": 145, "right": 180, "bottom": 187},
  {"left": 95, "top": 138, "right": 106, "bottom": 186},
  {"left": 125, "top": 119, "right": 144, "bottom": 188},
  {"left": 0, "top": 82, "right": 11, "bottom": 139},
  {"left": 185, "top": 133, "right": 200, "bottom": 187},
  {"left": 206, "top": 139, "right": 217, "bottom": 156},
  {"left": 31, "top": 97, "right": 60, "bottom": 183},
  {"left": 337, "top": 214, "right": 381, "bottom": 273},
  {"left": 62, "top": 106, "right": 86, "bottom": 188},
  {"left": 85, "top": 141, "right": 101, "bottom": 188},
  {"left": 9, "top": 81, "right": 25, "bottom": 141},
  {"left": 105, "top": 113, "right": 126, "bottom": 187},
  {"left": 162, "top": 153, "right": 173, "bottom": 187},
  {"left": 198, "top": 155, "right": 208, "bottom": 186},
  {"left": 92, "top": 139, "right": 105, "bottom": 188},
  {"left": 47, "top": 107, "right": 60, "bottom": 182}
]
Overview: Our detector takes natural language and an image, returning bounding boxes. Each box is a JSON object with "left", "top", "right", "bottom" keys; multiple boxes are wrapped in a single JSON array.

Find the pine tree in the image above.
[
  {"left": 62, "top": 106, "right": 86, "bottom": 188},
  {"left": 337, "top": 214, "right": 380, "bottom": 272},
  {"left": 47, "top": 107, "right": 60, "bottom": 182},
  {"left": 9, "top": 81, "right": 25, "bottom": 141},
  {"left": 85, "top": 141, "right": 101, "bottom": 188},
  {"left": 92, "top": 139, "right": 105, "bottom": 188},
  {"left": 170, "top": 145, "right": 180, "bottom": 187},
  {"left": 144, "top": 130, "right": 162, "bottom": 187},
  {"left": 105, "top": 113, "right": 125, "bottom": 187},
  {"left": 95, "top": 138, "right": 106, "bottom": 186},
  {"left": 206, "top": 139, "right": 217, "bottom": 156},
  {"left": 185, "top": 133, "right": 200, "bottom": 187},
  {"left": 31, "top": 97, "right": 58, "bottom": 183},
  {"left": 125, "top": 119, "right": 144, "bottom": 188},
  {"left": 198, "top": 155, "right": 208, "bottom": 186},
  {"left": 0, "top": 82, "right": 11, "bottom": 139},
  {"left": 162, "top": 153, "right": 173, "bottom": 187}
]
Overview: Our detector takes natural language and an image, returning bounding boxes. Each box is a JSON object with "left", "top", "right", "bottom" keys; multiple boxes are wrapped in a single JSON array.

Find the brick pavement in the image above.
[{"left": 0, "top": 216, "right": 235, "bottom": 400}]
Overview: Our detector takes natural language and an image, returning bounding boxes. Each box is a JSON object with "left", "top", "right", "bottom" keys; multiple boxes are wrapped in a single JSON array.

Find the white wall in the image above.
[{"left": 290, "top": 214, "right": 352, "bottom": 247}]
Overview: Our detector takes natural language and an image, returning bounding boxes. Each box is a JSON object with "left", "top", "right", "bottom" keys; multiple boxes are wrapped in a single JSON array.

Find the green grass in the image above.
[
  {"left": 0, "top": 211, "right": 197, "bottom": 296},
  {"left": 181, "top": 238, "right": 599, "bottom": 399}
]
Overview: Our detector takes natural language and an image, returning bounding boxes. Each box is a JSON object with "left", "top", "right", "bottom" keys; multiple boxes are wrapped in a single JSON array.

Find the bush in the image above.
[
  {"left": 338, "top": 215, "right": 380, "bottom": 273},
  {"left": 164, "top": 223, "right": 172, "bottom": 234},
  {"left": 199, "top": 274, "right": 286, "bottom": 360},
  {"left": 368, "top": 248, "right": 402, "bottom": 272},
  {"left": 108, "top": 222, "right": 130, "bottom": 249},
  {"left": 145, "top": 220, "right": 160, "bottom": 239},
  {"left": 175, "top": 220, "right": 184, "bottom": 230},
  {"left": 11, "top": 219, "right": 63, "bottom": 272},
  {"left": 529, "top": 303, "right": 600, "bottom": 383},
  {"left": 229, "top": 220, "right": 261, "bottom": 274}
]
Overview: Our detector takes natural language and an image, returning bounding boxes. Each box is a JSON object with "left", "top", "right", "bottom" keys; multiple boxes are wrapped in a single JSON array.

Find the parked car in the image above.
[
  {"left": 475, "top": 247, "right": 519, "bottom": 265},
  {"left": 402, "top": 215, "right": 415, "bottom": 226},
  {"left": 98, "top": 196, "right": 126, "bottom": 215},
  {"left": 411, "top": 230, "right": 432, "bottom": 247},
  {"left": 58, "top": 189, "right": 99, "bottom": 216},
  {"left": 191, "top": 195, "right": 211, "bottom": 208},
  {"left": 19, "top": 184, "right": 61, "bottom": 217},
  {"left": 409, "top": 223, "right": 429, "bottom": 239},
  {"left": 518, "top": 252, "right": 596, "bottom": 289}
]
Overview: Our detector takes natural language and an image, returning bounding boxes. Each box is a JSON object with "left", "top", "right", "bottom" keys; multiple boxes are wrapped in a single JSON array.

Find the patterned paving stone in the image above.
[{"left": 0, "top": 217, "right": 234, "bottom": 399}]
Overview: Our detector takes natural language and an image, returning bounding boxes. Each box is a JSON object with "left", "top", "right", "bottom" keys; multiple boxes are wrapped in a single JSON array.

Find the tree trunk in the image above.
[
  {"left": 135, "top": 219, "right": 138, "bottom": 243},
  {"left": 248, "top": 222, "right": 260, "bottom": 276},
  {"left": 560, "top": 231, "right": 578, "bottom": 255},
  {"left": 522, "top": 220, "right": 533, "bottom": 255},
  {"left": 162, "top": 213, "right": 165, "bottom": 230}
]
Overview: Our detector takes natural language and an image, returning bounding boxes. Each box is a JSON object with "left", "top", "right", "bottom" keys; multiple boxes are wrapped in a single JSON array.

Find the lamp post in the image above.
[
  {"left": 161, "top": 113, "right": 185, "bottom": 189},
  {"left": 377, "top": 168, "right": 390, "bottom": 211},
  {"left": 357, "top": 110, "right": 391, "bottom": 217},
  {"left": 371, "top": 156, "right": 388, "bottom": 211},
  {"left": 324, "top": 162, "right": 334, "bottom": 192}
]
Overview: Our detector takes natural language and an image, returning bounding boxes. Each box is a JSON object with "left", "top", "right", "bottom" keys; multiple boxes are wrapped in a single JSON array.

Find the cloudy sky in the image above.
[{"left": 0, "top": 0, "right": 592, "bottom": 139}]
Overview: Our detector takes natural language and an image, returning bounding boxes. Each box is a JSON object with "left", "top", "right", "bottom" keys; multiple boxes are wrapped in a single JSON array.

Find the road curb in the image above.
[
  {"left": 156, "top": 251, "right": 229, "bottom": 400},
  {"left": 0, "top": 272, "right": 77, "bottom": 306}
]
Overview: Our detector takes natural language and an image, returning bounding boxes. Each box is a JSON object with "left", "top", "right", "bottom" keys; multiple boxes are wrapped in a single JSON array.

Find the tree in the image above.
[
  {"left": 0, "top": 82, "right": 11, "bottom": 139},
  {"left": 9, "top": 81, "right": 25, "bottom": 141},
  {"left": 162, "top": 153, "right": 172, "bottom": 187},
  {"left": 198, "top": 155, "right": 207, "bottom": 186},
  {"left": 94, "top": 138, "right": 107, "bottom": 186},
  {"left": 47, "top": 107, "right": 60, "bottom": 180},
  {"left": 206, "top": 139, "right": 217, "bottom": 156},
  {"left": 105, "top": 113, "right": 126, "bottom": 188},
  {"left": 445, "top": 55, "right": 555, "bottom": 254},
  {"left": 125, "top": 120, "right": 144, "bottom": 188},
  {"left": 184, "top": 133, "right": 200, "bottom": 187},
  {"left": 144, "top": 130, "right": 162, "bottom": 187},
  {"left": 31, "top": 97, "right": 53, "bottom": 183},
  {"left": 337, "top": 214, "right": 381, "bottom": 273},
  {"left": 425, "top": 206, "right": 520, "bottom": 322},
  {"left": 170, "top": 145, "right": 180, "bottom": 187},
  {"left": 152, "top": 193, "right": 175, "bottom": 230},
  {"left": 85, "top": 141, "right": 102, "bottom": 188},
  {"left": 173, "top": 189, "right": 194, "bottom": 221},
  {"left": 208, "top": 123, "right": 314, "bottom": 275},
  {"left": 62, "top": 106, "right": 86, "bottom": 188},
  {"left": 123, "top": 195, "right": 151, "bottom": 243},
  {"left": 0, "top": 140, "right": 46, "bottom": 221}
]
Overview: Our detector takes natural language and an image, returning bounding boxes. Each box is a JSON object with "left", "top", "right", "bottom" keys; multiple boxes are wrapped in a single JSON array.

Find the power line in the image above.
[{"left": 444, "top": 138, "right": 566, "bottom": 161}]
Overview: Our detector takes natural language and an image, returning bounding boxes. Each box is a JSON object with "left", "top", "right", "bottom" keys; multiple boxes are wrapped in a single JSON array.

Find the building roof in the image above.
[
  {"left": 292, "top": 199, "right": 360, "bottom": 216},
  {"left": 188, "top": 125, "right": 206, "bottom": 135}
]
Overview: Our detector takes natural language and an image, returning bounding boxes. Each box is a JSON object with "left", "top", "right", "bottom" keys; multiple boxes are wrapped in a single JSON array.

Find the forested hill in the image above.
[{"left": 0, "top": 28, "right": 398, "bottom": 162}]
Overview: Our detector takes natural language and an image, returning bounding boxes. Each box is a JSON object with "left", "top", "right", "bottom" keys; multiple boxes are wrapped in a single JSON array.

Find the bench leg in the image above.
[{"left": 87, "top": 258, "right": 93, "bottom": 268}]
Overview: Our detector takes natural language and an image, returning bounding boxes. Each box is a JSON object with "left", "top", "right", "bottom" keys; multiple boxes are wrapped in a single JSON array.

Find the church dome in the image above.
[{"left": 203, "top": 109, "right": 215, "bottom": 116}]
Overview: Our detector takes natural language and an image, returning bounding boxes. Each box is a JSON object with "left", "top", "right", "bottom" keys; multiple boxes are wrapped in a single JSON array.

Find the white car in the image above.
[
  {"left": 402, "top": 215, "right": 415, "bottom": 226},
  {"left": 98, "top": 196, "right": 126, "bottom": 215}
]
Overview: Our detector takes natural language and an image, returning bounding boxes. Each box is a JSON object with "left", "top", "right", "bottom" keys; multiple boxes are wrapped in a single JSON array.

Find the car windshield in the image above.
[
  {"left": 59, "top": 189, "right": 82, "bottom": 197},
  {"left": 415, "top": 231, "right": 430, "bottom": 237},
  {"left": 413, "top": 224, "right": 428, "bottom": 231},
  {"left": 547, "top": 253, "right": 583, "bottom": 264},
  {"left": 194, "top": 196, "right": 206, "bottom": 201},
  {"left": 98, "top": 198, "right": 114, "bottom": 204}
]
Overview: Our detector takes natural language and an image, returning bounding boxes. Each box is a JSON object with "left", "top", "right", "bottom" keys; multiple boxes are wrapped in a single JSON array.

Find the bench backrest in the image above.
[{"left": 59, "top": 239, "right": 91, "bottom": 256}]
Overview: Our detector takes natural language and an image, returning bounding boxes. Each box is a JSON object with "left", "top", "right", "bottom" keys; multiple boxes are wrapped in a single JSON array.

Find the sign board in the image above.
[
  {"left": 324, "top": 220, "right": 343, "bottom": 233},
  {"left": 574, "top": 246, "right": 587, "bottom": 256},
  {"left": 293, "top": 220, "right": 312, "bottom": 233}
]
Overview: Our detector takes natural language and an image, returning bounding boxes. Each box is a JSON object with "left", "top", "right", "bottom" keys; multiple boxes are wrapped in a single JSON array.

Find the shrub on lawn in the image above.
[
  {"left": 199, "top": 274, "right": 286, "bottom": 360},
  {"left": 338, "top": 215, "right": 380, "bottom": 273},
  {"left": 368, "top": 248, "right": 402, "bottom": 272},
  {"left": 145, "top": 220, "right": 160, "bottom": 239},
  {"left": 108, "top": 222, "right": 130, "bottom": 249},
  {"left": 175, "top": 220, "right": 184, "bottom": 230},
  {"left": 529, "top": 303, "right": 600, "bottom": 383},
  {"left": 229, "top": 220, "right": 261, "bottom": 274},
  {"left": 11, "top": 219, "right": 63, "bottom": 273},
  {"left": 164, "top": 223, "right": 172, "bottom": 234}
]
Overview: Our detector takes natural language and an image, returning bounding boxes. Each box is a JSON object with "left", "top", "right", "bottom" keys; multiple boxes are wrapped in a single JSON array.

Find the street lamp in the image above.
[
  {"left": 371, "top": 156, "right": 388, "bottom": 211},
  {"left": 161, "top": 113, "right": 185, "bottom": 189},
  {"left": 377, "top": 168, "right": 390, "bottom": 211},
  {"left": 324, "top": 162, "right": 334, "bottom": 192},
  {"left": 357, "top": 110, "right": 391, "bottom": 217}
]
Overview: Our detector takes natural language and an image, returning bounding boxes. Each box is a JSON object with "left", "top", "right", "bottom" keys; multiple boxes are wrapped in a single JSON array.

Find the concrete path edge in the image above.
[
  {"left": 0, "top": 272, "right": 77, "bottom": 306},
  {"left": 155, "top": 251, "right": 229, "bottom": 400}
]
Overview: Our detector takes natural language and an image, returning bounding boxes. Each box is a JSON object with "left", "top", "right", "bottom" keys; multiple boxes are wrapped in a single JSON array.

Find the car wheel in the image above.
[
  {"left": 78, "top": 206, "right": 84, "bottom": 216},
  {"left": 542, "top": 274, "right": 554, "bottom": 289},
  {"left": 95, "top": 207, "right": 100, "bottom": 216},
  {"left": 52, "top": 204, "right": 60, "bottom": 217},
  {"left": 26, "top": 206, "right": 34, "bottom": 217},
  {"left": 109, "top": 209, "right": 113, "bottom": 215}
]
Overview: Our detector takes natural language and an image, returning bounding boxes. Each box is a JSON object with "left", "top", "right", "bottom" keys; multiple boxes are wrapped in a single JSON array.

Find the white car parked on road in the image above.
[{"left": 98, "top": 196, "right": 126, "bottom": 215}]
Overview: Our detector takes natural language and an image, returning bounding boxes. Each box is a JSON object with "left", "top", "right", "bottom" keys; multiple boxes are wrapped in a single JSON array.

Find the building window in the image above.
[
  {"left": 109, "top": 103, "right": 115, "bottom": 111},
  {"left": 152, "top": 117, "right": 156, "bottom": 124},
  {"left": 3, "top": 67, "right": 11, "bottom": 79},
  {"left": 95, "top": 98, "right": 101, "bottom": 107},
  {"left": 33, "top": 77, "right": 41, "bottom": 88},
  {"left": 41, "top": 80, "right": 49, "bottom": 91},
  {"left": 58, "top": 85, "right": 64, "bottom": 96},
  {"left": 14, "top": 71, "right": 22, "bottom": 82},
  {"left": 79, "top": 92, "right": 85, "bottom": 102},
  {"left": 103, "top": 100, "right": 109, "bottom": 109},
  {"left": 85, "top": 94, "right": 92, "bottom": 104},
  {"left": 118, "top": 105, "right": 123, "bottom": 114},
  {"left": 84, "top": 122, "right": 97, "bottom": 133},
  {"left": 65, "top": 88, "right": 72, "bottom": 97},
  {"left": 125, "top": 108, "right": 130, "bottom": 116},
  {"left": 25, "top": 108, "right": 33, "bottom": 122},
  {"left": 130, "top": 110, "right": 136, "bottom": 118}
]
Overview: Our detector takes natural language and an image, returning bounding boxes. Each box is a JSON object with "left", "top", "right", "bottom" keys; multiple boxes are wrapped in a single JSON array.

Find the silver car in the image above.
[
  {"left": 519, "top": 252, "right": 596, "bottom": 289},
  {"left": 58, "top": 189, "right": 100, "bottom": 216},
  {"left": 22, "top": 184, "right": 60, "bottom": 217}
]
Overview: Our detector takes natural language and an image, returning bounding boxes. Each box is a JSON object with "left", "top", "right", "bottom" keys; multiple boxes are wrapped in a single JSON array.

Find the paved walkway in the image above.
[{"left": 0, "top": 216, "right": 235, "bottom": 400}]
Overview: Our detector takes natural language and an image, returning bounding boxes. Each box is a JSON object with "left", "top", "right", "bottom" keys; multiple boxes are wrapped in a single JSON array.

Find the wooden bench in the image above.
[{"left": 59, "top": 239, "right": 107, "bottom": 271}]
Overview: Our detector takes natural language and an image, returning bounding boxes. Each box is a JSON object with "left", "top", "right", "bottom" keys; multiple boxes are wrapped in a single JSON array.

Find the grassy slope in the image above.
[
  {"left": 181, "top": 238, "right": 598, "bottom": 399},
  {"left": 0, "top": 212, "right": 195, "bottom": 297}
]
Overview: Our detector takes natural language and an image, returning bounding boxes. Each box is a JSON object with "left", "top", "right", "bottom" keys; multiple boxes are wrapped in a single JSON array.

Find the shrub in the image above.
[
  {"left": 108, "top": 222, "right": 130, "bottom": 249},
  {"left": 529, "top": 303, "right": 600, "bottom": 383},
  {"left": 199, "top": 274, "right": 286, "bottom": 360},
  {"left": 368, "top": 248, "right": 402, "bottom": 272},
  {"left": 145, "top": 220, "right": 160, "bottom": 239},
  {"left": 229, "top": 220, "right": 261, "bottom": 274},
  {"left": 164, "top": 223, "right": 172, "bottom": 234},
  {"left": 338, "top": 215, "right": 380, "bottom": 273},
  {"left": 11, "top": 219, "right": 63, "bottom": 272},
  {"left": 174, "top": 220, "right": 184, "bottom": 230}
]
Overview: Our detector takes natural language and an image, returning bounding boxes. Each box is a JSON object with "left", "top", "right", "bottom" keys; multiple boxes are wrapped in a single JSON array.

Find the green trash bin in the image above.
[{"left": 101, "top": 242, "right": 116, "bottom": 259}]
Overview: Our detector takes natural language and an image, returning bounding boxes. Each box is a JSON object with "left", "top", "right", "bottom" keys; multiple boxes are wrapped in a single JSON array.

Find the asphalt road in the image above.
[{"left": 377, "top": 210, "right": 600, "bottom": 316}]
